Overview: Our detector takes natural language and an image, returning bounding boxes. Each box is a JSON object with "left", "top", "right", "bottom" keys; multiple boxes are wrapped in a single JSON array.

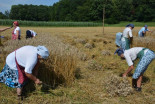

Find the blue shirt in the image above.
[{"left": 138, "top": 27, "right": 149, "bottom": 37}]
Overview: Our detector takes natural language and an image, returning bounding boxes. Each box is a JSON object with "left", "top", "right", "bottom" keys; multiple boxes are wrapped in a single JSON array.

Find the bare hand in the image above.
[
  {"left": 122, "top": 74, "right": 127, "bottom": 77},
  {"left": 35, "top": 79, "right": 42, "bottom": 85}
]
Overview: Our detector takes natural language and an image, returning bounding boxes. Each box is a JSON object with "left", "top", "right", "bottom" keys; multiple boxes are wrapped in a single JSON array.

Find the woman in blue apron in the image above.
[
  {"left": 0, "top": 45, "right": 49, "bottom": 99},
  {"left": 115, "top": 47, "right": 155, "bottom": 91},
  {"left": 121, "top": 24, "right": 134, "bottom": 50},
  {"left": 115, "top": 32, "right": 123, "bottom": 47}
]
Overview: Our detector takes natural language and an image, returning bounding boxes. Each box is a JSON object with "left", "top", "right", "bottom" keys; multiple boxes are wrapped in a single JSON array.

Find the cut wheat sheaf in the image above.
[{"left": 2, "top": 33, "right": 85, "bottom": 87}]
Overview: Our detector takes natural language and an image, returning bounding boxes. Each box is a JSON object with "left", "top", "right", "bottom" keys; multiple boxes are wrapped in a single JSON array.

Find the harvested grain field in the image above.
[{"left": 0, "top": 26, "right": 155, "bottom": 104}]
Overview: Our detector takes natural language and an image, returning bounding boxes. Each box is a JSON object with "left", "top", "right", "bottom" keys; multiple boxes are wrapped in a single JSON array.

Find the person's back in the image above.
[
  {"left": 122, "top": 27, "right": 132, "bottom": 38},
  {"left": 26, "top": 30, "right": 37, "bottom": 39},
  {"left": 115, "top": 32, "right": 122, "bottom": 47},
  {"left": 6, "top": 46, "right": 38, "bottom": 73},
  {"left": 121, "top": 24, "right": 134, "bottom": 50},
  {"left": 30, "top": 30, "right": 37, "bottom": 37}
]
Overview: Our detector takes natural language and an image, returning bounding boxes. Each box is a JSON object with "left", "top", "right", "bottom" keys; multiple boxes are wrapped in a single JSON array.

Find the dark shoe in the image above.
[
  {"left": 17, "top": 95, "right": 24, "bottom": 101},
  {"left": 132, "top": 85, "right": 137, "bottom": 89},
  {"left": 132, "top": 79, "right": 137, "bottom": 88},
  {"left": 135, "top": 87, "right": 142, "bottom": 92}
]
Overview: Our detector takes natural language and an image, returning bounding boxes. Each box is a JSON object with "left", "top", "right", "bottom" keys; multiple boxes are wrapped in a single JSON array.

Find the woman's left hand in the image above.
[
  {"left": 35, "top": 79, "right": 42, "bottom": 85},
  {"left": 122, "top": 73, "right": 127, "bottom": 77}
]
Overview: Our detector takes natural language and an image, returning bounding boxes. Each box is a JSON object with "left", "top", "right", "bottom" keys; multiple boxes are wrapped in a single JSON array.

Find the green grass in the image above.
[
  {"left": 0, "top": 19, "right": 155, "bottom": 27},
  {"left": 0, "top": 19, "right": 102, "bottom": 27},
  {"left": 106, "top": 21, "right": 155, "bottom": 27}
]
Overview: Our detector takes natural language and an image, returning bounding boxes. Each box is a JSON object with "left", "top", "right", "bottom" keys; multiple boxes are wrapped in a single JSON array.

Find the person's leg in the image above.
[
  {"left": 133, "top": 74, "right": 143, "bottom": 91},
  {"left": 17, "top": 87, "right": 23, "bottom": 100},
  {"left": 133, "top": 50, "right": 155, "bottom": 91},
  {"left": 133, "top": 50, "right": 155, "bottom": 79},
  {"left": 26, "top": 30, "right": 31, "bottom": 39},
  {"left": 142, "top": 32, "right": 146, "bottom": 37},
  {"left": 132, "top": 79, "right": 137, "bottom": 88},
  {"left": 137, "top": 74, "right": 143, "bottom": 88},
  {"left": 17, "top": 88, "right": 23, "bottom": 96}
]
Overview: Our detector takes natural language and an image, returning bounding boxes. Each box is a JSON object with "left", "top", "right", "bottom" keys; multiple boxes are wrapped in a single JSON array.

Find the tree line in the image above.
[{"left": 0, "top": 0, "right": 155, "bottom": 23}]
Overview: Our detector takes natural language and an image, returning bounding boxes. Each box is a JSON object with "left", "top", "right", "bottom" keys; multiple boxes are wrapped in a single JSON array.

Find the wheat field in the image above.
[{"left": 0, "top": 26, "right": 155, "bottom": 104}]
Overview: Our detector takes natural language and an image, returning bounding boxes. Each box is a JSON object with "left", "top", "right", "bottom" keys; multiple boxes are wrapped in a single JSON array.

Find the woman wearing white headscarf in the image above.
[{"left": 0, "top": 45, "right": 49, "bottom": 99}]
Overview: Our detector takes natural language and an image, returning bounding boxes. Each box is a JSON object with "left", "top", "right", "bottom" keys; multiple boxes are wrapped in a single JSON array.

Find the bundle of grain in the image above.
[
  {"left": 74, "top": 38, "right": 87, "bottom": 44},
  {"left": 133, "top": 37, "right": 155, "bottom": 50},
  {"left": 84, "top": 43, "right": 95, "bottom": 49},
  {"left": 78, "top": 53, "right": 88, "bottom": 61},
  {"left": 2, "top": 33, "right": 83, "bottom": 86},
  {"left": 86, "top": 60, "right": 103, "bottom": 71},
  {"left": 101, "top": 50, "right": 111, "bottom": 56},
  {"left": 104, "top": 74, "right": 133, "bottom": 97}
]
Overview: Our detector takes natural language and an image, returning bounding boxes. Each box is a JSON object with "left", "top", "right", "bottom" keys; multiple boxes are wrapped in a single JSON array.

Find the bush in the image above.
[
  {"left": 105, "top": 18, "right": 119, "bottom": 24},
  {"left": 152, "top": 19, "right": 155, "bottom": 22}
]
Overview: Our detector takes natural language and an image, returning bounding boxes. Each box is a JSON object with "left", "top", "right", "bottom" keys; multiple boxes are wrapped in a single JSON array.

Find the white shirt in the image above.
[
  {"left": 6, "top": 46, "right": 38, "bottom": 74},
  {"left": 13, "top": 26, "right": 21, "bottom": 36},
  {"left": 121, "top": 27, "right": 133, "bottom": 41},
  {"left": 124, "top": 47, "right": 148, "bottom": 66},
  {"left": 29, "top": 30, "right": 37, "bottom": 37}
]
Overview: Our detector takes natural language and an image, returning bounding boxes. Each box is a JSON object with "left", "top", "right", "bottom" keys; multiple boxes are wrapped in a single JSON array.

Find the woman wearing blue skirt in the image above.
[
  {"left": 115, "top": 47, "right": 155, "bottom": 91},
  {"left": 0, "top": 45, "right": 49, "bottom": 99}
]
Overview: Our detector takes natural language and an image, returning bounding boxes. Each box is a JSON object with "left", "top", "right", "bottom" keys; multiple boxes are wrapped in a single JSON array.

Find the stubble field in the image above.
[{"left": 0, "top": 26, "right": 155, "bottom": 104}]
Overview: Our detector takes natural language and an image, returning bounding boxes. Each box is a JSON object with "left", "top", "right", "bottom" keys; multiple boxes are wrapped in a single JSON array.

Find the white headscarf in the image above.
[{"left": 37, "top": 45, "right": 49, "bottom": 59}]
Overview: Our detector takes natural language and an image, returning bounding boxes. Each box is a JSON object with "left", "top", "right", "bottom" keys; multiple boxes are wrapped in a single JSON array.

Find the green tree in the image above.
[{"left": 0, "top": 12, "right": 7, "bottom": 19}]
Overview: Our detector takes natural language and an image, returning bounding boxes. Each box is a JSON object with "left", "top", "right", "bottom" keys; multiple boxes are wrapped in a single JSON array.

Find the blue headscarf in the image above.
[
  {"left": 144, "top": 25, "right": 148, "bottom": 28},
  {"left": 144, "top": 25, "right": 148, "bottom": 30},
  {"left": 114, "top": 48, "right": 124, "bottom": 56},
  {"left": 126, "top": 24, "right": 134, "bottom": 28},
  {"left": 37, "top": 45, "right": 49, "bottom": 59}
]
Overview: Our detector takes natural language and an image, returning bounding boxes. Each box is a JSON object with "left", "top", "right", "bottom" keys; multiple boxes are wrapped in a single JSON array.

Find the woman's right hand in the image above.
[{"left": 35, "top": 79, "right": 42, "bottom": 85}]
